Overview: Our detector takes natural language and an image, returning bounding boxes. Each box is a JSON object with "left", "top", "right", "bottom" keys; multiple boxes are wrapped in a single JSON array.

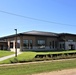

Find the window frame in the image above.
[
  {"left": 23, "top": 40, "right": 29, "bottom": 49},
  {"left": 37, "top": 40, "right": 45, "bottom": 49}
]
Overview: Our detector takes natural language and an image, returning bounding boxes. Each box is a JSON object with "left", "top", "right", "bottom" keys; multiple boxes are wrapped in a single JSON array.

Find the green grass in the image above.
[
  {"left": 0, "top": 52, "right": 36, "bottom": 64},
  {"left": 0, "top": 50, "right": 76, "bottom": 64},
  {"left": 0, "top": 50, "right": 14, "bottom": 58},
  {"left": 0, "top": 59, "right": 76, "bottom": 75}
]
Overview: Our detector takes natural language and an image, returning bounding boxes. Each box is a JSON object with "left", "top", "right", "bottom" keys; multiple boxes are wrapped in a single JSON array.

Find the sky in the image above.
[{"left": 0, "top": 0, "right": 76, "bottom": 36}]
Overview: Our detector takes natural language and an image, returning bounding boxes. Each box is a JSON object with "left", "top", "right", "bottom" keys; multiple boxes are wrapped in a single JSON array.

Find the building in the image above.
[
  {"left": 0, "top": 41, "right": 8, "bottom": 50},
  {"left": 0, "top": 30, "right": 76, "bottom": 52}
]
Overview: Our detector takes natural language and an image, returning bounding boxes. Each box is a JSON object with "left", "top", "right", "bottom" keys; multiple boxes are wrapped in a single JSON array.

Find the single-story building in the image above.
[
  {"left": 0, "top": 41, "right": 8, "bottom": 50},
  {"left": 0, "top": 30, "right": 76, "bottom": 52}
]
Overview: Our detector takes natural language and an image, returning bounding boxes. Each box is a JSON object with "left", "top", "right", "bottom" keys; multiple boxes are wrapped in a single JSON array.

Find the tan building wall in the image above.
[
  {"left": 0, "top": 42, "right": 8, "bottom": 50},
  {"left": 20, "top": 35, "right": 58, "bottom": 51},
  {"left": 65, "top": 35, "right": 76, "bottom": 42},
  {"left": 2, "top": 35, "right": 59, "bottom": 51},
  {"left": 6, "top": 37, "right": 21, "bottom": 52},
  {"left": 59, "top": 35, "right": 76, "bottom": 50},
  {"left": 47, "top": 37, "right": 58, "bottom": 50},
  {"left": 23, "top": 35, "right": 36, "bottom": 46},
  {"left": 1, "top": 33, "right": 76, "bottom": 52}
]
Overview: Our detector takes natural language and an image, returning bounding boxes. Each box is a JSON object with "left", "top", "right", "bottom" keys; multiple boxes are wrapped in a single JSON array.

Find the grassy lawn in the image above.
[
  {"left": 0, "top": 59, "right": 76, "bottom": 75},
  {"left": 0, "top": 50, "right": 14, "bottom": 58},
  {"left": 16, "top": 50, "right": 76, "bottom": 61},
  {"left": 0, "top": 50, "right": 76, "bottom": 64}
]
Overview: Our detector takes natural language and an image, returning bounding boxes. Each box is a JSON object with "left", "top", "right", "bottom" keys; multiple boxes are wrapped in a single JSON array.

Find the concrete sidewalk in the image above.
[{"left": 0, "top": 52, "right": 22, "bottom": 61}]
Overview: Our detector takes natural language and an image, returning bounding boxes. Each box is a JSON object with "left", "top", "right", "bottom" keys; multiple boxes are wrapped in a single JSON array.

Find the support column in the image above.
[
  {"left": 8, "top": 39, "right": 10, "bottom": 51},
  {"left": 13, "top": 39, "right": 16, "bottom": 52}
]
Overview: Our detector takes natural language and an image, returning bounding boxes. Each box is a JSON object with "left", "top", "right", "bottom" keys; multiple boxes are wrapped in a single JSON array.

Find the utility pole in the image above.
[{"left": 14, "top": 29, "right": 17, "bottom": 57}]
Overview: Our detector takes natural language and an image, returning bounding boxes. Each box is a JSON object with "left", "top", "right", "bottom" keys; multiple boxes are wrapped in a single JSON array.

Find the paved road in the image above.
[
  {"left": 33, "top": 68, "right": 76, "bottom": 75},
  {"left": 0, "top": 52, "right": 22, "bottom": 61}
]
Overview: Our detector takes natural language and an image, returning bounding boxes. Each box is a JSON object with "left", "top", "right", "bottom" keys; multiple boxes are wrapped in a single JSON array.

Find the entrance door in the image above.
[
  {"left": 69, "top": 44, "right": 75, "bottom": 50},
  {"left": 1, "top": 45, "right": 3, "bottom": 50}
]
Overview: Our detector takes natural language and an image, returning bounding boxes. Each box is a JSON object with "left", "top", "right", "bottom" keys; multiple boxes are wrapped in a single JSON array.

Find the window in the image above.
[
  {"left": 55, "top": 41, "right": 57, "bottom": 48},
  {"left": 60, "top": 44, "right": 61, "bottom": 49},
  {"left": 52, "top": 41, "right": 54, "bottom": 48},
  {"left": 50, "top": 42, "right": 51, "bottom": 48},
  {"left": 37, "top": 40, "right": 45, "bottom": 48},
  {"left": 29, "top": 40, "right": 33, "bottom": 49},
  {"left": 60, "top": 43, "right": 65, "bottom": 49},
  {"left": 10, "top": 42, "right": 13, "bottom": 48},
  {"left": 63, "top": 43, "right": 65, "bottom": 49},
  {"left": 23, "top": 40, "right": 29, "bottom": 49}
]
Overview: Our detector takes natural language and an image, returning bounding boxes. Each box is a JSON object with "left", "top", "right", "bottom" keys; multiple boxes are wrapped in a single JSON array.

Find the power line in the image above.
[{"left": 0, "top": 10, "right": 75, "bottom": 26}]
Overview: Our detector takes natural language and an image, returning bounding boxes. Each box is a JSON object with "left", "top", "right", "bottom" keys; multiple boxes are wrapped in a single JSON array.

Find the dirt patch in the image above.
[{"left": 33, "top": 68, "right": 76, "bottom": 75}]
